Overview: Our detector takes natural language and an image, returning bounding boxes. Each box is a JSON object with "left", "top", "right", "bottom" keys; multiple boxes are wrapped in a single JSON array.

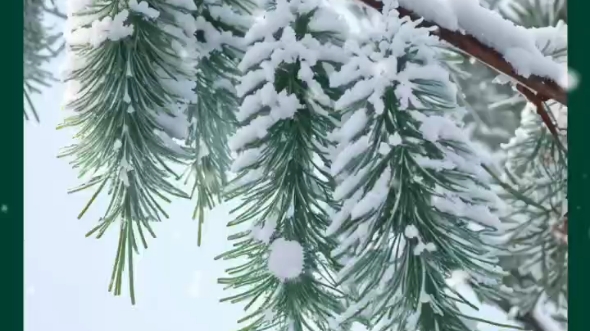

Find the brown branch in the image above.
[
  {"left": 357, "top": 0, "right": 568, "bottom": 108},
  {"left": 516, "top": 84, "right": 560, "bottom": 140}
]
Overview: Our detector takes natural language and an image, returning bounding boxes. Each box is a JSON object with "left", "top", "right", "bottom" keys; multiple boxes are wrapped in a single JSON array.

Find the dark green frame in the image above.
[
  {"left": 569, "top": 2, "right": 586, "bottom": 331},
  {"left": 2, "top": 0, "right": 24, "bottom": 330}
]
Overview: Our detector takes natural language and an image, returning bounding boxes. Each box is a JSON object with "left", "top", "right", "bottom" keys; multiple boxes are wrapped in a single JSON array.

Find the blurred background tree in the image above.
[{"left": 24, "top": 0, "right": 64, "bottom": 121}]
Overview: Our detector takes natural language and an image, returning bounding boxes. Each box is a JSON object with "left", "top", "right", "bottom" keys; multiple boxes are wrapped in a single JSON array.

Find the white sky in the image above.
[{"left": 23, "top": 2, "right": 519, "bottom": 331}]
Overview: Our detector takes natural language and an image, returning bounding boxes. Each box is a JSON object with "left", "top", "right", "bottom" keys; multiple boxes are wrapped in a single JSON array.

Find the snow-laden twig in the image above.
[{"left": 357, "top": 0, "right": 567, "bottom": 107}]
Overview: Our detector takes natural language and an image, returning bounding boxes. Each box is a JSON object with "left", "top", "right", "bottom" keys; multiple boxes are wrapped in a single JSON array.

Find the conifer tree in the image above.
[
  {"left": 52, "top": 1, "right": 569, "bottom": 330},
  {"left": 59, "top": 0, "right": 199, "bottom": 303},
  {"left": 215, "top": 1, "right": 349, "bottom": 330},
  {"left": 447, "top": 0, "right": 567, "bottom": 150},
  {"left": 325, "top": 1, "right": 507, "bottom": 330}
]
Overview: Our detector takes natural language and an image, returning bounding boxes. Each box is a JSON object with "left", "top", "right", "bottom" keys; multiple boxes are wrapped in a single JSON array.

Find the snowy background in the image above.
[{"left": 24, "top": 2, "right": 518, "bottom": 330}]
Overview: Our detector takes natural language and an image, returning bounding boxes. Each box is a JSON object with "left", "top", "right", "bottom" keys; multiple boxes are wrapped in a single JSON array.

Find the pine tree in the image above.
[
  {"left": 326, "top": 1, "right": 507, "bottom": 330},
  {"left": 59, "top": 0, "right": 199, "bottom": 303},
  {"left": 51, "top": 0, "right": 569, "bottom": 330},
  {"left": 215, "top": 1, "right": 349, "bottom": 330}
]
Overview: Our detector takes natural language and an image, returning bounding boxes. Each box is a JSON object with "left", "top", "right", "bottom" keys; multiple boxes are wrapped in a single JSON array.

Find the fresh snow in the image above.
[
  {"left": 433, "top": 194, "right": 502, "bottom": 229},
  {"left": 129, "top": 0, "right": 160, "bottom": 20},
  {"left": 267, "top": 238, "right": 305, "bottom": 281},
  {"left": 398, "top": 0, "right": 567, "bottom": 87},
  {"left": 251, "top": 216, "right": 277, "bottom": 244},
  {"left": 166, "top": 0, "right": 198, "bottom": 11},
  {"left": 113, "top": 139, "right": 123, "bottom": 151},
  {"left": 404, "top": 224, "right": 419, "bottom": 238},
  {"left": 48, "top": 0, "right": 563, "bottom": 330},
  {"left": 66, "top": 10, "right": 134, "bottom": 47},
  {"left": 350, "top": 167, "right": 391, "bottom": 219}
]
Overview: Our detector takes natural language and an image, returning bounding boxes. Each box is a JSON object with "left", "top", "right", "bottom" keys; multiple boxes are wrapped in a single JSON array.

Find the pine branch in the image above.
[
  {"left": 60, "top": 0, "right": 198, "bottom": 304},
  {"left": 216, "top": 2, "right": 348, "bottom": 330},
  {"left": 184, "top": 0, "right": 252, "bottom": 246},
  {"left": 356, "top": 0, "right": 567, "bottom": 108},
  {"left": 327, "top": 2, "right": 507, "bottom": 330}
]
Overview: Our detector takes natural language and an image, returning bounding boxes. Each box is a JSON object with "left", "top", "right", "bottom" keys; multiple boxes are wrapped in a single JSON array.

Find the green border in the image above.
[
  {"left": 1, "top": 0, "right": 23, "bottom": 330},
  {"left": 569, "top": 1, "right": 587, "bottom": 331}
]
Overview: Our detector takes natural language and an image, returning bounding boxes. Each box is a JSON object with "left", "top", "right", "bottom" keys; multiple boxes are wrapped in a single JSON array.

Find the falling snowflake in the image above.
[
  {"left": 1, "top": 204, "right": 7, "bottom": 213},
  {"left": 267, "top": 238, "right": 304, "bottom": 281}
]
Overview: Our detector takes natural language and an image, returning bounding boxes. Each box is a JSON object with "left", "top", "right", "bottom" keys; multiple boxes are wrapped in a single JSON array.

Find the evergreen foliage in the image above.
[
  {"left": 449, "top": 0, "right": 567, "bottom": 150},
  {"left": 326, "top": 1, "right": 506, "bottom": 330},
  {"left": 24, "top": 0, "right": 569, "bottom": 330},
  {"left": 495, "top": 99, "right": 567, "bottom": 327},
  {"left": 183, "top": 0, "right": 253, "bottom": 245},
  {"left": 215, "top": 1, "right": 349, "bottom": 329},
  {"left": 490, "top": 1, "right": 568, "bottom": 329},
  {"left": 59, "top": 0, "right": 199, "bottom": 303}
]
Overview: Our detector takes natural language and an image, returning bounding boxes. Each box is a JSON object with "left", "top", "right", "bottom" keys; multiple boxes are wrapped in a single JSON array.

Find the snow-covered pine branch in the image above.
[
  {"left": 326, "top": 1, "right": 508, "bottom": 330},
  {"left": 58, "top": 0, "right": 198, "bottom": 304},
  {"left": 184, "top": 0, "right": 254, "bottom": 245},
  {"left": 216, "top": 1, "right": 349, "bottom": 330},
  {"left": 359, "top": 0, "right": 568, "bottom": 108},
  {"left": 444, "top": 0, "right": 568, "bottom": 150}
]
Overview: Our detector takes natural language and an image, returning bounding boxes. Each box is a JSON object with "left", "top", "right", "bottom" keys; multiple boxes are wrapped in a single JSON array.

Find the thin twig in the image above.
[{"left": 515, "top": 84, "right": 561, "bottom": 141}]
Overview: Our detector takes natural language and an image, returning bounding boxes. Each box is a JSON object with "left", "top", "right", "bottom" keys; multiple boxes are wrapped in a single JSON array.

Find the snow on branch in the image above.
[{"left": 357, "top": 0, "right": 568, "bottom": 107}]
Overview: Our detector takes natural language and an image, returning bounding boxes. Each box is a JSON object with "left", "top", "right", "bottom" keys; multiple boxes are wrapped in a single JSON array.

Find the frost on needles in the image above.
[
  {"left": 326, "top": 1, "right": 507, "bottom": 330},
  {"left": 59, "top": 0, "right": 198, "bottom": 303},
  {"left": 216, "top": 1, "right": 348, "bottom": 330}
]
